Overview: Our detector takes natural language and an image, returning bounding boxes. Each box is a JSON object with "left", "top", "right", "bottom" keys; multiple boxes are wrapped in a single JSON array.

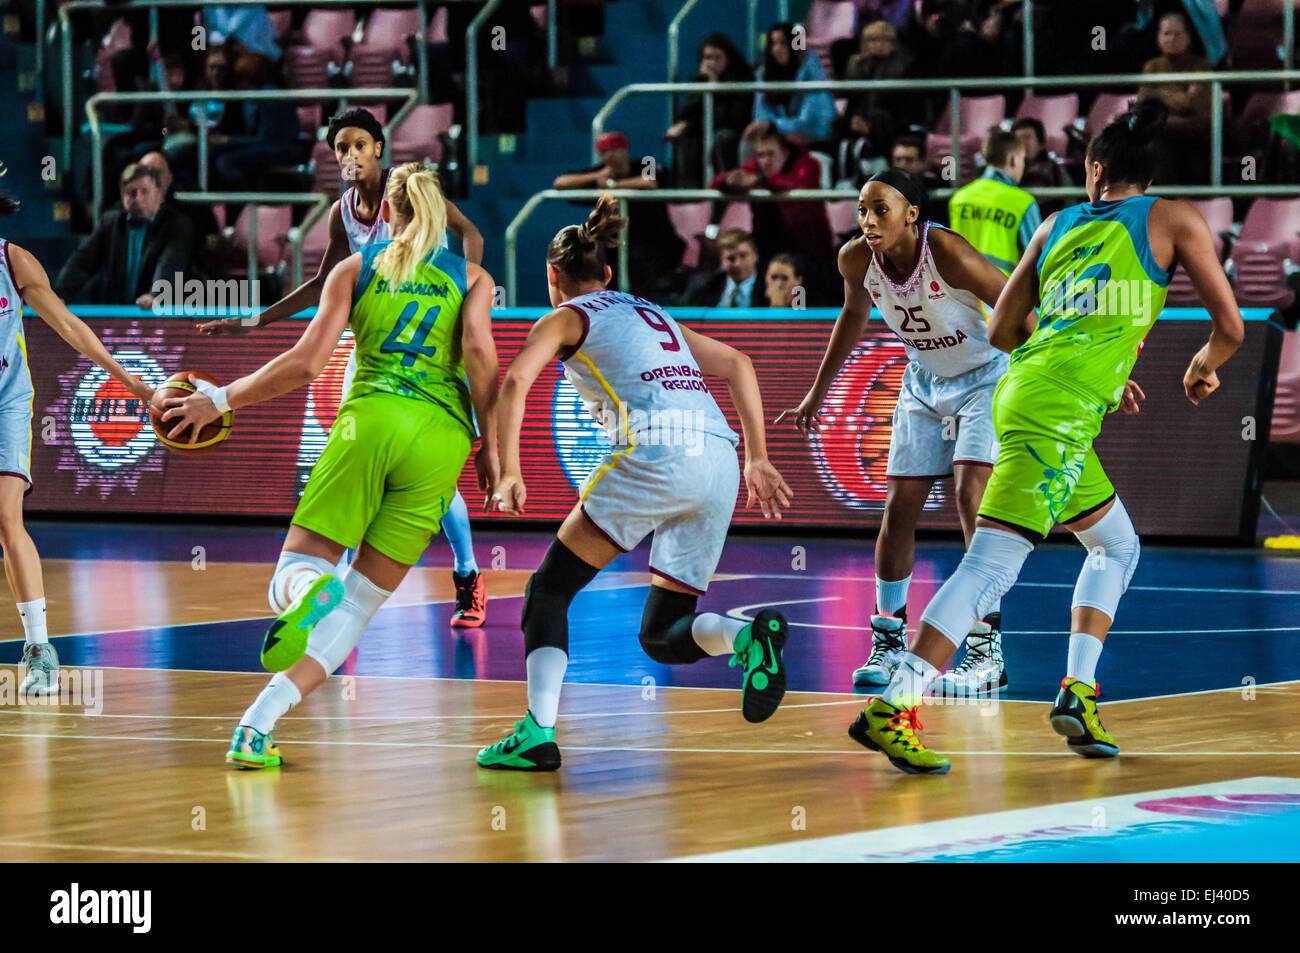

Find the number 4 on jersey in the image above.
[{"left": 381, "top": 300, "right": 441, "bottom": 366}]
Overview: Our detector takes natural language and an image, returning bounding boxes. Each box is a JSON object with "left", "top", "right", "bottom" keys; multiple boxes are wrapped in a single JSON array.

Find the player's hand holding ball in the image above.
[
  {"left": 774, "top": 389, "right": 827, "bottom": 437},
  {"left": 745, "top": 458, "right": 793, "bottom": 520},
  {"left": 489, "top": 473, "right": 526, "bottom": 515},
  {"left": 1183, "top": 353, "right": 1220, "bottom": 405},
  {"left": 153, "top": 372, "right": 233, "bottom": 453}
]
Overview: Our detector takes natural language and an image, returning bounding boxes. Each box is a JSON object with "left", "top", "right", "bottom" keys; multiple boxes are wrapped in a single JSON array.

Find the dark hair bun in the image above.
[{"left": 1123, "top": 99, "right": 1169, "bottom": 147}]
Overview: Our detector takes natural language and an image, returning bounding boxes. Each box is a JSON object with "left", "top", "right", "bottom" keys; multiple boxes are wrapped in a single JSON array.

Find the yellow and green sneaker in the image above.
[
  {"left": 729, "top": 609, "right": 789, "bottom": 723},
  {"left": 1050, "top": 677, "right": 1120, "bottom": 757},
  {"left": 476, "top": 711, "right": 561, "bottom": 771},
  {"left": 848, "top": 697, "right": 951, "bottom": 774},
  {"left": 226, "top": 726, "right": 282, "bottom": 769},
  {"left": 261, "top": 574, "right": 345, "bottom": 672}
]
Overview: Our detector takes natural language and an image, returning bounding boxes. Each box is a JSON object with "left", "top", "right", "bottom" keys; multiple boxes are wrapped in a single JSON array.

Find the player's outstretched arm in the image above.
[
  {"left": 774, "top": 239, "right": 872, "bottom": 436},
  {"left": 160, "top": 254, "right": 359, "bottom": 442},
  {"left": 988, "top": 215, "right": 1054, "bottom": 353},
  {"left": 489, "top": 306, "right": 584, "bottom": 515},
  {"left": 445, "top": 199, "right": 484, "bottom": 265},
  {"left": 1164, "top": 200, "right": 1244, "bottom": 405},
  {"left": 198, "top": 203, "right": 350, "bottom": 335},
  {"left": 10, "top": 242, "right": 153, "bottom": 403},
  {"left": 678, "top": 324, "right": 793, "bottom": 520},
  {"left": 461, "top": 263, "right": 500, "bottom": 500}
]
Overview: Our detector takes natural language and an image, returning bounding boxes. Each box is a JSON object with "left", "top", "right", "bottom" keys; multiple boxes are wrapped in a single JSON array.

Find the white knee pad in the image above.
[
  {"left": 268, "top": 552, "right": 337, "bottom": 614},
  {"left": 920, "top": 527, "right": 1034, "bottom": 646},
  {"left": 304, "top": 569, "right": 391, "bottom": 674},
  {"left": 1071, "top": 498, "right": 1140, "bottom": 620}
]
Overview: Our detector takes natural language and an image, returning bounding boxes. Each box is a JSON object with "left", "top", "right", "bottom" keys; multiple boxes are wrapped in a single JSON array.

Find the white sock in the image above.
[
  {"left": 1066, "top": 632, "right": 1104, "bottom": 687},
  {"left": 240, "top": 672, "right": 302, "bottom": 735},
  {"left": 875, "top": 574, "right": 911, "bottom": 616},
  {"left": 691, "top": 613, "right": 747, "bottom": 656},
  {"left": 526, "top": 646, "right": 568, "bottom": 727},
  {"left": 882, "top": 652, "right": 939, "bottom": 708},
  {"left": 17, "top": 598, "right": 48, "bottom": 645}
]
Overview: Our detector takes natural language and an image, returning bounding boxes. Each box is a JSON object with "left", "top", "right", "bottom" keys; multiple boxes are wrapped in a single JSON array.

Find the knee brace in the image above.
[
  {"left": 920, "top": 527, "right": 1034, "bottom": 646},
  {"left": 268, "top": 552, "right": 337, "bottom": 614},
  {"left": 1071, "top": 497, "right": 1140, "bottom": 620},
  {"left": 638, "top": 586, "right": 705, "bottom": 665},
  {"left": 304, "top": 568, "right": 391, "bottom": 674},
  {"left": 522, "top": 541, "right": 599, "bottom": 656}
]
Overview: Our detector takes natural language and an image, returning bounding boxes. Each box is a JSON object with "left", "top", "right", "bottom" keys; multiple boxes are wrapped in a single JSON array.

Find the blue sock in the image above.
[{"left": 443, "top": 491, "right": 478, "bottom": 576}]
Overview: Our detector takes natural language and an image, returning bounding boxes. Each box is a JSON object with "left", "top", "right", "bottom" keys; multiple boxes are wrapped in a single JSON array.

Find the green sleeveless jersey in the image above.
[
  {"left": 1012, "top": 195, "right": 1171, "bottom": 412},
  {"left": 348, "top": 241, "right": 475, "bottom": 436}
]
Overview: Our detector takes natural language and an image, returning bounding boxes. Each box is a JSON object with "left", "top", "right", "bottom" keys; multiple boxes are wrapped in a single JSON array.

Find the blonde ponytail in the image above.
[{"left": 375, "top": 162, "right": 448, "bottom": 288}]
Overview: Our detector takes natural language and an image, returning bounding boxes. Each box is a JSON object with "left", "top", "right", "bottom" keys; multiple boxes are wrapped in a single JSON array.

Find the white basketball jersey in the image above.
[
  {"left": 866, "top": 222, "right": 1001, "bottom": 378},
  {"left": 0, "top": 240, "right": 33, "bottom": 407},
  {"left": 337, "top": 184, "right": 390, "bottom": 254},
  {"left": 560, "top": 290, "right": 738, "bottom": 446}
]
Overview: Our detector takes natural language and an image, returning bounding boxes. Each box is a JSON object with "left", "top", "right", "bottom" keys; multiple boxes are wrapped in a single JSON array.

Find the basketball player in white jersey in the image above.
[
  {"left": 477, "top": 196, "right": 794, "bottom": 770},
  {"left": 198, "top": 108, "right": 492, "bottom": 627},
  {"left": 0, "top": 195, "right": 154, "bottom": 695},
  {"left": 779, "top": 169, "right": 1013, "bottom": 696}
]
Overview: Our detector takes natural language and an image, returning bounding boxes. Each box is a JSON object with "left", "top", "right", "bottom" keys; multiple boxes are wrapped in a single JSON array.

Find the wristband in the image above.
[{"left": 193, "top": 378, "right": 231, "bottom": 414}]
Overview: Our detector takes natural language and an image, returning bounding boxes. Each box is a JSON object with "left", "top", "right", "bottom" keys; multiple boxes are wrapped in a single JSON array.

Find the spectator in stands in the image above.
[
  {"left": 56, "top": 164, "right": 194, "bottom": 307},
  {"left": 209, "top": 52, "right": 302, "bottom": 190},
  {"left": 831, "top": 106, "right": 896, "bottom": 189},
  {"left": 161, "top": 46, "right": 237, "bottom": 186},
  {"left": 679, "top": 229, "right": 761, "bottom": 308},
  {"left": 948, "top": 129, "right": 1043, "bottom": 275},
  {"left": 750, "top": 23, "right": 835, "bottom": 147},
  {"left": 763, "top": 254, "right": 806, "bottom": 309},
  {"left": 553, "top": 131, "right": 685, "bottom": 299},
  {"left": 890, "top": 132, "right": 942, "bottom": 222},
  {"left": 1010, "top": 117, "right": 1071, "bottom": 213},
  {"left": 1138, "top": 10, "right": 1213, "bottom": 183},
  {"left": 844, "top": 21, "right": 914, "bottom": 124},
  {"left": 205, "top": 5, "right": 281, "bottom": 63},
  {"left": 905, "top": 0, "right": 995, "bottom": 92},
  {"left": 137, "top": 150, "right": 220, "bottom": 271},
  {"left": 862, "top": 0, "right": 916, "bottom": 31},
  {"left": 712, "top": 123, "right": 835, "bottom": 298},
  {"left": 663, "top": 33, "right": 755, "bottom": 187}
]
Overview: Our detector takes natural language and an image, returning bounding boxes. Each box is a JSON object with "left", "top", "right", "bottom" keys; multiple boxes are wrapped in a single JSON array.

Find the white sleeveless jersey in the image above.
[
  {"left": 337, "top": 184, "right": 390, "bottom": 254},
  {"left": 560, "top": 290, "right": 738, "bottom": 447},
  {"left": 866, "top": 222, "right": 1001, "bottom": 378},
  {"left": 0, "top": 240, "right": 33, "bottom": 408}
]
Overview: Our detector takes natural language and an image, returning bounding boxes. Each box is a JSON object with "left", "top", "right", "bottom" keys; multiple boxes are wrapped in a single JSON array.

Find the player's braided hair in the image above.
[
  {"left": 547, "top": 193, "right": 627, "bottom": 284},
  {"left": 375, "top": 162, "right": 448, "bottom": 289}
]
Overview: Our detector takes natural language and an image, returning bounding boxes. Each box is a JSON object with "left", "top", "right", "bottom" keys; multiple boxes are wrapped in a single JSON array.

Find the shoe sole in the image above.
[
  {"left": 261, "top": 576, "right": 345, "bottom": 672},
  {"left": 225, "top": 755, "right": 281, "bottom": 769},
  {"left": 1050, "top": 711, "right": 1119, "bottom": 758},
  {"left": 848, "top": 719, "right": 950, "bottom": 773},
  {"left": 477, "top": 743, "right": 561, "bottom": 772},
  {"left": 852, "top": 670, "right": 891, "bottom": 688},
  {"left": 742, "top": 612, "right": 788, "bottom": 723},
  {"left": 449, "top": 616, "right": 486, "bottom": 628},
  {"left": 935, "top": 677, "right": 1009, "bottom": 698}
]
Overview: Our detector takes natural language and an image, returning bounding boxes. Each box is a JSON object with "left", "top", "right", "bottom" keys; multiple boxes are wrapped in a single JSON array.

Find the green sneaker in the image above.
[
  {"left": 1050, "top": 677, "right": 1120, "bottom": 757},
  {"left": 848, "top": 697, "right": 951, "bottom": 774},
  {"left": 729, "top": 609, "right": 788, "bottom": 723},
  {"left": 226, "top": 726, "right": 282, "bottom": 769},
  {"left": 477, "top": 711, "right": 561, "bottom": 771},
  {"left": 261, "top": 574, "right": 345, "bottom": 672}
]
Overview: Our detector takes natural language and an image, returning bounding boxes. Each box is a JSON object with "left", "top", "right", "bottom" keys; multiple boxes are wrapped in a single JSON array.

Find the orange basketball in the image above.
[{"left": 149, "top": 372, "right": 234, "bottom": 457}]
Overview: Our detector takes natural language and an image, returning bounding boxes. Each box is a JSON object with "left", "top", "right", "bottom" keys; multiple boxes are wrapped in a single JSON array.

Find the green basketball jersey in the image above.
[
  {"left": 348, "top": 241, "right": 475, "bottom": 436},
  {"left": 1012, "top": 195, "right": 1171, "bottom": 411}
]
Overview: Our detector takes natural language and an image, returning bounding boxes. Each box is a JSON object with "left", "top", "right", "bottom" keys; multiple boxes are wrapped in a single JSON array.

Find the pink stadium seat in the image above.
[
  {"left": 1084, "top": 92, "right": 1135, "bottom": 136},
  {"left": 1235, "top": 250, "right": 1294, "bottom": 309},
  {"left": 280, "top": 212, "right": 332, "bottom": 278},
  {"left": 348, "top": 47, "right": 400, "bottom": 87},
  {"left": 1014, "top": 93, "right": 1080, "bottom": 158},
  {"left": 269, "top": 9, "right": 293, "bottom": 41},
  {"left": 285, "top": 48, "right": 331, "bottom": 88},
  {"left": 300, "top": 9, "right": 354, "bottom": 63},
  {"left": 805, "top": 1, "right": 857, "bottom": 73},
  {"left": 309, "top": 140, "right": 342, "bottom": 200},
  {"left": 297, "top": 104, "right": 323, "bottom": 138},
  {"left": 1270, "top": 329, "right": 1300, "bottom": 444},
  {"left": 428, "top": 6, "right": 449, "bottom": 44},
  {"left": 1191, "top": 198, "right": 1235, "bottom": 260},
  {"left": 719, "top": 202, "right": 753, "bottom": 235},
  {"left": 349, "top": 8, "right": 422, "bottom": 85},
  {"left": 928, "top": 95, "right": 1006, "bottom": 179},
  {"left": 531, "top": 5, "right": 547, "bottom": 31},
  {"left": 94, "top": 18, "right": 134, "bottom": 93},
  {"left": 1237, "top": 198, "right": 1300, "bottom": 262},
  {"left": 827, "top": 199, "right": 860, "bottom": 236},
  {"left": 228, "top": 205, "right": 293, "bottom": 274},
  {"left": 1233, "top": 90, "right": 1300, "bottom": 155},
  {"left": 365, "top": 103, "right": 389, "bottom": 126},
  {"left": 389, "top": 104, "right": 453, "bottom": 164},
  {"left": 668, "top": 202, "right": 712, "bottom": 269},
  {"left": 1228, "top": 0, "right": 1287, "bottom": 69}
]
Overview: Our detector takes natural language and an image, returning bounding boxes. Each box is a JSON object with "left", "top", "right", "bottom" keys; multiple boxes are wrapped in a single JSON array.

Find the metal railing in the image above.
[
  {"left": 173, "top": 191, "right": 329, "bottom": 284},
  {"left": 86, "top": 87, "right": 417, "bottom": 227},
  {"left": 54, "top": 0, "right": 431, "bottom": 170},
  {"left": 595, "top": 70, "right": 1300, "bottom": 186},
  {"left": 504, "top": 183, "right": 1300, "bottom": 307}
]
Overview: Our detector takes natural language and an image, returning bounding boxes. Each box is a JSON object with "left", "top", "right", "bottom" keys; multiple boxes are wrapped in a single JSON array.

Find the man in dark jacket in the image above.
[{"left": 57, "top": 164, "right": 194, "bottom": 307}]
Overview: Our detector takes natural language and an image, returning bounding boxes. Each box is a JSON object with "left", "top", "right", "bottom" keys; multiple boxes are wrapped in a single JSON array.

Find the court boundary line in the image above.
[{"left": 0, "top": 838, "right": 342, "bottom": 862}]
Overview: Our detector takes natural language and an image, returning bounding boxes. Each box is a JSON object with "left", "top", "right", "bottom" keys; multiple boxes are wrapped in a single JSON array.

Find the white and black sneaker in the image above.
[
  {"left": 935, "top": 614, "right": 1008, "bottom": 697},
  {"left": 852, "top": 609, "right": 908, "bottom": 687}
]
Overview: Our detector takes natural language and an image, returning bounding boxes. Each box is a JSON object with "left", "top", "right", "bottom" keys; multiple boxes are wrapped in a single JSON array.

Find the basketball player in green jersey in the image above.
[
  {"left": 849, "top": 100, "right": 1244, "bottom": 773},
  {"left": 160, "top": 163, "right": 500, "bottom": 769}
]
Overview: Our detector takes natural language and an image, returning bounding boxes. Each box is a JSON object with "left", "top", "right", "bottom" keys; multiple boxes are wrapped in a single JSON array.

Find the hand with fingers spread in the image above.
[
  {"left": 745, "top": 458, "right": 793, "bottom": 519},
  {"left": 773, "top": 389, "right": 827, "bottom": 437},
  {"left": 159, "top": 372, "right": 222, "bottom": 446},
  {"left": 488, "top": 472, "right": 526, "bottom": 515},
  {"left": 1119, "top": 378, "right": 1145, "bottom": 415}
]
